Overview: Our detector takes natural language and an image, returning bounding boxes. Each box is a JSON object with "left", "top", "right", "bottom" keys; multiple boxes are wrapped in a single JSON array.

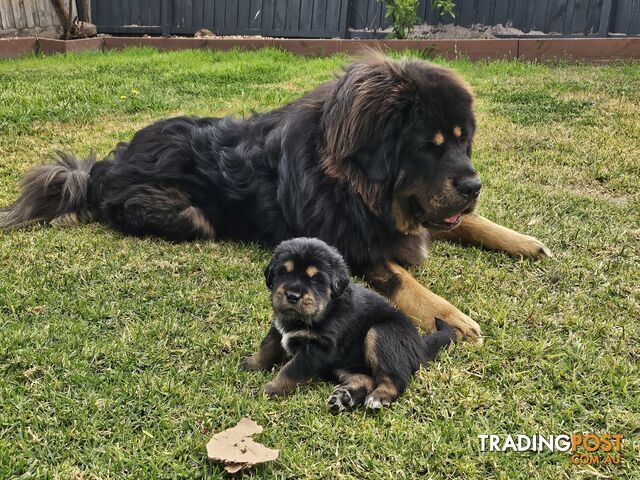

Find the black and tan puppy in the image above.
[{"left": 240, "top": 238, "right": 456, "bottom": 412}]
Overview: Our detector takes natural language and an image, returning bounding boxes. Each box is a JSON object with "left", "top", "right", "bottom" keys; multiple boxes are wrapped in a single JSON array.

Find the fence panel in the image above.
[
  {"left": 0, "top": 0, "right": 76, "bottom": 36},
  {"left": 89, "top": 0, "right": 640, "bottom": 38},
  {"left": 92, "top": 0, "right": 349, "bottom": 37},
  {"left": 611, "top": 0, "right": 640, "bottom": 34}
]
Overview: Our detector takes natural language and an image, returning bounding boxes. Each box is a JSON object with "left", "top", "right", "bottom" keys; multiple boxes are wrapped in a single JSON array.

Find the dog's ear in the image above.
[
  {"left": 264, "top": 259, "right": 276, "bottom": 289},
  {"left": 330, "top": 264, "right": 350, "bottom": 299},
  {"left": 321, "top": 57, "right": 412, "bottom": 182}
]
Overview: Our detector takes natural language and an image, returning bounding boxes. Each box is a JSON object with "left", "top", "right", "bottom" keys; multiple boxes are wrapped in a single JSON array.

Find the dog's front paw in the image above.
[
  {"left": 440, "top": 309, "right": 484, "bottom": 344},
  {"left": 512, "top": 235, "right": 552, "bottom": 260},
  {"left": 238, "top": 356, "right": 262, "bottom": 372}
]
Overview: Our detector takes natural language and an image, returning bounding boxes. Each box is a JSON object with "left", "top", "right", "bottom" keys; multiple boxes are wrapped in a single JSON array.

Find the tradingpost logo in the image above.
[{"left": 479, "top": 433, "right": 624, "bottom": 465}]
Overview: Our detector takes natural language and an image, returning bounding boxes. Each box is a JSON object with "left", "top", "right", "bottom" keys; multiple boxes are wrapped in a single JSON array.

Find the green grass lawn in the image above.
[{"left": 0, "top": 48, "right": 638, "bottom": 479}]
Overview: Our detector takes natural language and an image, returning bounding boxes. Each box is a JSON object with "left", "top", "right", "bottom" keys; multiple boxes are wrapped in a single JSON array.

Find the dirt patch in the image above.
[
  {"left": 408, "top": 23, "right": 549, "bottom": 39},
  {"left": 193, "top": 28, "right": 269, "bottom": 40}
]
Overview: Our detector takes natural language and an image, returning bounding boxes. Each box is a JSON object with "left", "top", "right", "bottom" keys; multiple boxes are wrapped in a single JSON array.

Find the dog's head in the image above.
[
  {"left": 264, "top": 238, "right": 349, "bottom": 324},
  {"left": 320, "top": 54, "right": 480, "bottom": 235}
]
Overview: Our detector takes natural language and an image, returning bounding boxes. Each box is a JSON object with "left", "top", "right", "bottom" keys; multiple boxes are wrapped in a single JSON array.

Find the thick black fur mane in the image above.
[
  {"left": 1, "top": 55, "right": 477, "bottom": 275},
  {"left": 88, "top": 86, "right": 402, "bottom": 270}
]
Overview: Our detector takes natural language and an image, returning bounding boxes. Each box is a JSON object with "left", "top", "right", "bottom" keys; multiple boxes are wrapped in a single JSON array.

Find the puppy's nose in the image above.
[
  {"left": 285, "top": 290, "right": 302, "bottom": 304},
  {"left": 454, "top": 176, "right": 481, "bottom": 199}
]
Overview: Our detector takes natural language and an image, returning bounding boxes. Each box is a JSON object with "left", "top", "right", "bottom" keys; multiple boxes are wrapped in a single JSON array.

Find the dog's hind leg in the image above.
[
  {"left": 50, "top": 211, "right": 93, "bottom": 228},
  {"left": 326, "top": 370, "right": 375, "bottom": 413},
  {"left": 102, "top": 185, "right": 215, "bottom": 241}
]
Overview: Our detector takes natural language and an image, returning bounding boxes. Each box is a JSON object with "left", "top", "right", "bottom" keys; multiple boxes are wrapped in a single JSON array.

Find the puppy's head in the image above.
[
  {"left": 265, "top": 238, "right": 349, "bottom": 324},
  {"left": 320, "top": 54, "right": 480, "bottom": 235}
]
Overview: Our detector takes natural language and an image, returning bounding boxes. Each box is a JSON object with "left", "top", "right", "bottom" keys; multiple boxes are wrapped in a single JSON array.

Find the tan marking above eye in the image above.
[
  {"left": 284, "top": 260, "right": 294, "bottom": 272},
  {"left": 453, "top": 126, "right": 462, "bottom": 138},
  {"left": 306, "top": 266, "right": 319, "bottom": 278},
  {"left": 433, "top": 132, "right": 445, "bottom": 146}
]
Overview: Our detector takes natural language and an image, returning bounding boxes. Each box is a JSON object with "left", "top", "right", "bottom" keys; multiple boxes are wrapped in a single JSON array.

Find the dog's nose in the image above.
[
  {"left": 455, "top": 176, "right": 482, "bottom": 199},
  {"left": 285, "top": 290, "right": 302, "bottom": 304}
]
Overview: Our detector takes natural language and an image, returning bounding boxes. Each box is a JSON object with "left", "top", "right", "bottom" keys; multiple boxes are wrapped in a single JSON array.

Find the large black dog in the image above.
[
  {"left": 240, "top": 238, "right": 456, "bottom": 412},
  {"left": 1, "top": 53, "right": 551, "bottom": 340}
]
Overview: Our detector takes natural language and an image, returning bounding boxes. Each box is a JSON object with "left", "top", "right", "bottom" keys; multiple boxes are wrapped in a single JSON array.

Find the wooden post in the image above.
[
  {"left": 598, "top": 0, "right": 614, "bottom": 37},
  {"left": 50, "top": 0, "right": 71, "bottom": 38}
]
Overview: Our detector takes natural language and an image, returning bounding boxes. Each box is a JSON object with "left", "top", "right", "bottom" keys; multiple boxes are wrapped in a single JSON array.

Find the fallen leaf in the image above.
[{"left": 206, "top": 418, "right": 278, "bottom": 473}]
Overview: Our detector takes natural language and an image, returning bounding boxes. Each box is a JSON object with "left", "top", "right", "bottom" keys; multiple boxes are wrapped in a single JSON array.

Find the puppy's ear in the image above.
[
  {"left": 321, "top": 56, "right": 412, "bottom": 182},
  {"left": 330, "top": 265, "right": 350, "bottom": 299},
  {"left": 264, "top": 259, "right": 276, "bottom": 289}
]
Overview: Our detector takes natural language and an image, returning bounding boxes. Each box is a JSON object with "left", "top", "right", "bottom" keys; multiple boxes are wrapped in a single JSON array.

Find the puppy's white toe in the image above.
[{"left": 364, "top": 395, "right": 383, "bottom": 410}]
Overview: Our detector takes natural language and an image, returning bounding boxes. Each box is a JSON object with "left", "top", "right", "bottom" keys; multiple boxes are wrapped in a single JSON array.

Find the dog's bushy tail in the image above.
[
  {"left": 0, "top": 153, "right": 97, "bottom": 230},
  {"left": 421, "top": 318, "right": 457, "bottom": 364}
]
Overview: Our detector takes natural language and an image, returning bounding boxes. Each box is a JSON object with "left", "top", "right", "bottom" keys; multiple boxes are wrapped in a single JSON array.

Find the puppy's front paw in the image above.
[
  {"left": 238, "top": 356, "right": 262, "bottom": 372},
  {"left": 262, "top": 380, "right": 288, "bottom": 398}
]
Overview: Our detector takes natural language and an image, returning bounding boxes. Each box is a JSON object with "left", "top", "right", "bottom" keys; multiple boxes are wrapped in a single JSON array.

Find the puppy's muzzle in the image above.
[{"left": 285, "top": 290, "right": 302, "bottom": 304}]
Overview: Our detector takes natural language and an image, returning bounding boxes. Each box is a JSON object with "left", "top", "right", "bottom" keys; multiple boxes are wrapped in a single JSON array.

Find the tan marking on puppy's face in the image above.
[
  {"left": 283, "top": 260, "right": 294, "bottom": 272},
  {"left": 271, "top": 282, "right": 327, "bottom": 322},
  {"left": 300, "top": 292, "right": 326, "bottom": 319},
  {"left": 453, "top": 126, "right": 462, "bottom": 138},
  {"left": 271, "top": 285, "right": 287, "bottom": 312},
  {"left": 433, "top": 132, "right": 445, "bottom": 146},
  {"left": 306, "top": 266, "right": 319, "bottom": 278}
]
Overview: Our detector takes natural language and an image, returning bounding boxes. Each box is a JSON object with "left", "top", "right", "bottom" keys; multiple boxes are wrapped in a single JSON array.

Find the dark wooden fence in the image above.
[
  {"left": 90, "top": 0, "right": 640, "bottom": 38},
  {"left": 91, "top": 0, "right": 350, "bottom": 37}
]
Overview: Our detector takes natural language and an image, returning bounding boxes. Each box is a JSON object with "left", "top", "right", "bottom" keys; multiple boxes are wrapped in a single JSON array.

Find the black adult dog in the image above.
[
  {"left": 1, "top": 53, "right": 551, "bottom": 340},
  {"left": 240, "top": 237, "right": 456, "bottom": 411}
]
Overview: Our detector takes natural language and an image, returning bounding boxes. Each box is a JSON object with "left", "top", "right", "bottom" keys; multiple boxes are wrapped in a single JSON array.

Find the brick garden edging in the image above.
[
  {"left": 38, "top": 38, "right": 104, "bottom": 55},
  {"left": 1, "top": 36, "right": 639, "bottom": 62},
  {"left": 0, "top": 38, "right": 37, "bottom": 59}
]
